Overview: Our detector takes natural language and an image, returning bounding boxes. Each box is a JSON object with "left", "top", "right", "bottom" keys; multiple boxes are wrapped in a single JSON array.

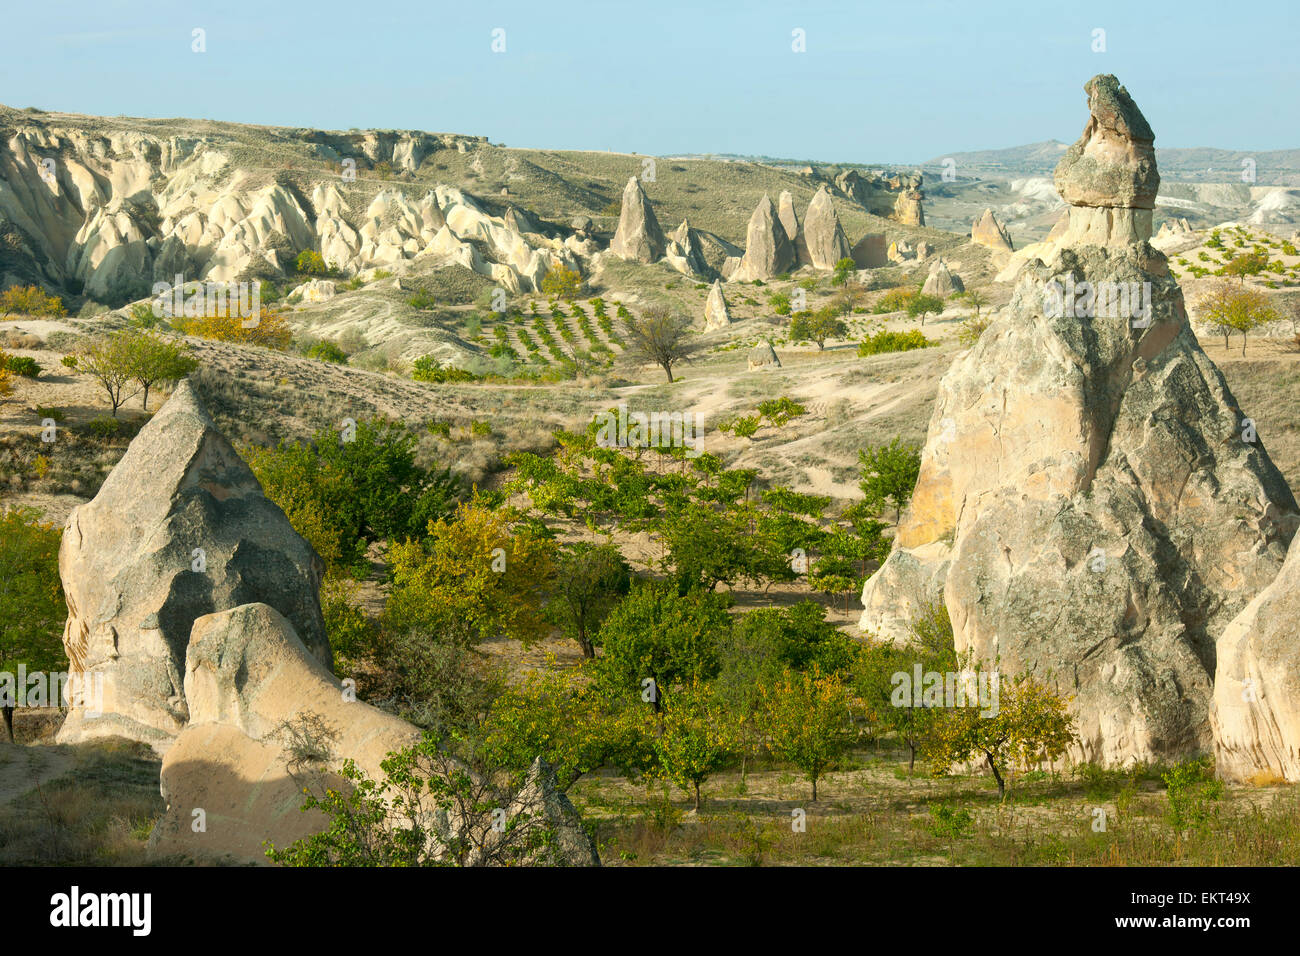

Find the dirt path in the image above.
[{"left": 0, "top": 744, "right": 77, "bottom": 805}]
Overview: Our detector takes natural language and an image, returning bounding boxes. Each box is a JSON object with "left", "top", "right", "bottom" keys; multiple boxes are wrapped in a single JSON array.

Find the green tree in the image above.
[
  {"left": 546, "top": 542, "right": 631, "bottom": 658},
  {"left": 789, "top": 308, "right": 847, "bottom": 350},
  {"left": 0, "top": 508, "right": 66, "bottom": 741},
  {"left": 130, "top": 331, "right": 199, "bottom": 410},
  {"left": 595, "top": 582, "right": 730, "bottom": 711},
  {"left": 907, "top": 293, "right": 945, "bottom": 326},
  {"left": 858, "top": 437, "right": 922, "bottom": 523},
  {"left": 768, "top": 292, "right": 792, "bottom": 316},
  {"left": 1197, "top": 280, "right": 1278, "bottom": 355},
  {"left": 831, "top": 257, "right": 856, "bottom": 287},
  {"left": 72, "top": 331, "right": 141, "bottom": 417},
  {"left": 1222, "top": 250, "right": 1268, "bottom": 285},
  {"left": 540, "top": 264, "right": 583, "bottom": 300}
]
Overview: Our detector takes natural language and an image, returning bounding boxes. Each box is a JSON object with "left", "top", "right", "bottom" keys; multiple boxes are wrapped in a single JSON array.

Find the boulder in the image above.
[
  {"left": 731, "top": 195, "right": 794, "bottom": 281},
  {"left": 608, "top": 177, "right": 667, "bottom": 263},
  {"left": 915, "top": 240, "right": 933, "bottom": 261},
  {"left": 58, "top": 381, "right": 330, "bottom": 750},
  {"left": 859, "top": 75, "right": 1299, "bottom": 768},
  {"left": 149, "top": 602, "right": 421, "bottom": 862},
  {"left": 747, "top": 340, "right": 781, "bottom": 371},
  {"left": 704, "top": 279, "right": 731, "bottom": 332},
  {"left": 479, "top": 758, "right": 600, "bottom": 867},
  {"left": 665, "top": 219, "right": 708, "bottom": 277},
  {"left": 1054, "top": 74, "right": 1158, "bottom": 211},
  {"left": 802, "top": 186, "right": 852, "bottom": 270}
]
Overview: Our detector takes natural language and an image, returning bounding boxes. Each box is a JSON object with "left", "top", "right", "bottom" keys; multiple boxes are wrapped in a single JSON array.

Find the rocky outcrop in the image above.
[
  {"left": 802, "top": 186, "right": 852, "bottom": 270},
  {"left": 971, "top": 208, "right": 1014, "bottom": 261},
  {"left": 835, "top": 168, "right": 925, "bottom": 225},
  {"left": 1153, "top": 217, "right": 1199, "bottom": 254},
  {"left": 747, "top": 340, "right": 781, "bottom": 370},
  {"left": 665, "top": 219, "right": 708, "bottom": 277},
  {"left": 608, "top": 177, "right": 667, "bottom": 263},
  {"left": 58, "top": 380, "right": 331, "bottom": 750},
  {"left": 704, "top": 279, "right": 731, "bottom": 331},
  {"left": 732, "top": 195, "right": 794, "bottom": 281},
  {"left": 0, "top": 117, "right": 571, "bottom": 301},
  {"left": 859, "top": 75, "right": 1299, "bottom": 768},
  {"left": 1212, "top": 535, "right": 1300, "bottom": 783},
  {"left": 921, "top": 258, "right": 963, "bottom": 297}
]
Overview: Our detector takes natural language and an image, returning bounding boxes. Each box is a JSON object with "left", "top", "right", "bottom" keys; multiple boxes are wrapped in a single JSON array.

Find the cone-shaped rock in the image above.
[
  {"left": 971, "top": 208, "right": 1014, "bottom": 254},
  {"left": 802, "top": 186, "right": 852, "bottom": 270},
  {"left": 609, "top": 177, "right": 667, "bottom": 263},
  {"left": 921, "top": 258, "right": 964, "bottom": 297},
  {"left": 57, "top": 380, "right": 331, "bottom": 750},
  {"left": 733, "top": 195, "right": 794, "bottom": 281},
  {"left": 859, "top": 75, "right": 1299, "bottom": 768},
  {"left": 704, "top": 279, "right": 731, "bottom": 331}
]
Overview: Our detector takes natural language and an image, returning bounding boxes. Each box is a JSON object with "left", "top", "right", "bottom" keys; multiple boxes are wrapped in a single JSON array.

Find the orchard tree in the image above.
[
  {"left": 926, "top": 670, "right": 1076, "bottom": 800},
  {"left": 546, "top": 542, "right": 631, "bottom": 658},
  {"left": 653, "top": 680, "right": 739, "bottom": 811},
  {"left": 1197, "top": 281, "right": 1278, "bottom": 355},
  {"left": 758, "top": 666, "right": 857, "bottom": 801},
  {"left": 595, "top": 582, "right": 729, "bottom": 711}
]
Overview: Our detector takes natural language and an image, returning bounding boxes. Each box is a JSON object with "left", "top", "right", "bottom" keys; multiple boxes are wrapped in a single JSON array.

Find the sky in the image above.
[{"left": 3, "top": 0, "right": 1297, "bottom": 164}]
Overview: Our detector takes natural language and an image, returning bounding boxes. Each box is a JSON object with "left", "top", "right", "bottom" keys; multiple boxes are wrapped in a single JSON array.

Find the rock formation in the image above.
[
  {"left": 704, "top": 279, "right": 731, "bottom": 331},
  {"left": 777, "top": 191, "right": 804, "bottom": 259},
  {"left": 915, "top": 240, "right": 933, "bottom": 261},
  {"left": 835, "top": 168, "right": 925, "bottom": 225},
  {"left": 859, "top": 75, "right": 1299, "bottom": 767},
  {"left": 921, "top": 258, "right": 963, "bottom": 297},
  {"left": 732, "top": 195, "right": 794, "bottom": 281},
  {"left": 608, "top": 177, "right": 667, "bottom": 263},
  {"left": 747, "top": 340, "right": 781, "bottom": 371},
  {"left": 971, "top": 208, "right": 1014, "bottom": 261},
  {"left": 665, "top": 219, "right": 708, "bottom": 277},
  {"left": 58, "top": 380, "right": 331, "bottom": 749},
  {"left": 802, "top": 186, "right": 852, "bottom": 270},
  {"left": 1212, "top": 534, "right": 1300, "bottom": 782},
  {"left": 1153, "top": 217, "right": 1199, "bottom": 254}
]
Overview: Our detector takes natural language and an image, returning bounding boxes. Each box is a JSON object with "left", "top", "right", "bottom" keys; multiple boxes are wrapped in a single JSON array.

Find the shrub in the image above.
[
  {"left": 0, "top": 285, "right": 65, "bottom": 317},
  {"left": 306, "top": 340, "right": 348, "bottom": 364},
  {"left": 4, "top": 355, "right": 40, "bottom": 378},
  {"left": 86, "top": 416, "right": 122, "bottom": 438},
  {"left": 173, "top": 307, "right": 291, "bottom": 350},
  {"left": 412, "top": 355, "right": 481, "bottom": 383},
  {"left": 295, "top": 250, "right": 331, "bottom": 276},
  {"left": 856, "top": 329, "right": 935, "bottom": 355},
  {"left": 0, "top": 507, "right": 66, "bottom": 739},
  {"left": 873, "top": 286, "right": 916, "bottom": 313}
]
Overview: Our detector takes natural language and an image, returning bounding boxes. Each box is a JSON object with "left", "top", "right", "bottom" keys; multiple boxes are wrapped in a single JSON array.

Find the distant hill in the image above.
[{"left": 922, "top": 141, "right": 1300, "bottom": 185}]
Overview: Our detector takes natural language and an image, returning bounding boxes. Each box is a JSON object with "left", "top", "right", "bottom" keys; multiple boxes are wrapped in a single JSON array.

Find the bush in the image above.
[
  {"left": 856, "top": 329, "right": 935, "bottom": 356},
  {"left": 0, "top": 285, "right": 65, "bottom": 317},
  {"left": 306, "top": 340, "right": 348, "bottom": 364},
  {"left": 4, "top": 355, "right": 40, "bottom": 378},
  {"left": 295, "top": 250, "right": 332, "bottom": 276},
  {"left": 173, "top": 307, "right": 291, "bottom": 350},
  {"left": 873, "top": 286, "right": 916, "bottom": 314},
  {"left": 412, "top": 355, "right": 481, "bottom": 383},
  {"left": 407, "top": 289, "right": 437, "bottom": 311},
  {"left": 86, "top": 416, "right": 122, "bottom": 438}
]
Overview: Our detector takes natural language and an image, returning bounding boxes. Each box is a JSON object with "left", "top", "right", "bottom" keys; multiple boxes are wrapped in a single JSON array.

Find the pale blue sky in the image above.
[{"left": 5, "top": 0, "right": 1296, "bottom": 162}]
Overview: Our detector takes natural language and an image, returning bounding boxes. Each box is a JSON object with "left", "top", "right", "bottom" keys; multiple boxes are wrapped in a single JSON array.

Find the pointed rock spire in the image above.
[{"left": 609, "top": 177, "right": 667, "bottom": 263}]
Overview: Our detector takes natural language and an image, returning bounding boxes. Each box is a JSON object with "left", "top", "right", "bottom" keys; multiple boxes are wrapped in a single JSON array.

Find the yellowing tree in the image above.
[
  {"left": 758, "top": 666, "right": 857, "bottom": 801},
  {"left": 540, "top": 264, "right": 583, "bottom": 301},
  {"left": 925, "top": 669, "right": 1076, "bottom": 800},
  {"left": 1197, "top": 281, "right": 1279, "bottom": 355},
  {"left": 0, "top": 285, "right": 66, "bottom": 317},
  {"left": 383, "top": 501, "right": 556, "bottom": 647}
]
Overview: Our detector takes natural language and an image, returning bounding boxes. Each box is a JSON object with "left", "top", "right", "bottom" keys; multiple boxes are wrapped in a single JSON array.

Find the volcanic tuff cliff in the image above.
[{"left": 859, "top": 75, "right": 1300, "bottom": 767}]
